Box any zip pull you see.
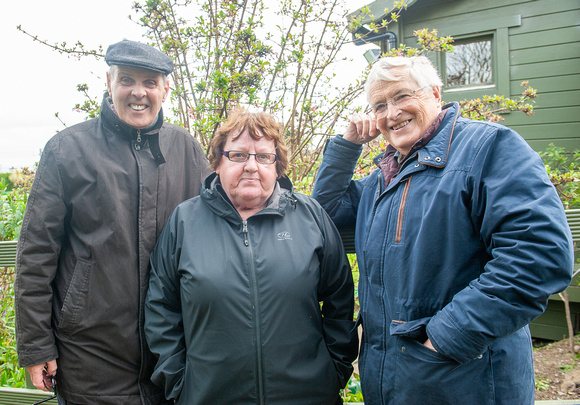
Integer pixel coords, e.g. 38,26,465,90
134,130,143,151
242,220,249,246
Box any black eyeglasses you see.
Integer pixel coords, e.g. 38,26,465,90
221,150,277,165
32,369,56,404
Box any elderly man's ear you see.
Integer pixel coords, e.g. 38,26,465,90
162,79,170,103
430,85,442,104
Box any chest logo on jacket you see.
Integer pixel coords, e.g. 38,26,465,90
277,231,292,241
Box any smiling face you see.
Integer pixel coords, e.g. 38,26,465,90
106,65,170,129
216,128,278,218
370,67,442,156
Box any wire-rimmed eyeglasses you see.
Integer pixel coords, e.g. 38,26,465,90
371,86,430,117
221,150,277,165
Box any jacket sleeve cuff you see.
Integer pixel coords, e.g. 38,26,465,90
328,135,364,155
17,346,59,368
426,311,487,364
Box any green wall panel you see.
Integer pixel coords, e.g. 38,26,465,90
510,26,580,50
510,42,580,65
529,90,580,109
511,59,580,80
508,122,580,140
510,75,580,93
503,106,580,126
511,8,580,35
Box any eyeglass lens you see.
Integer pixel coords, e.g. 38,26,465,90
223,151,277,164
374,87,426,116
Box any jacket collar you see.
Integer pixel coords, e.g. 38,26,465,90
201,173,295,222
416,102,460,168
100,92,167,165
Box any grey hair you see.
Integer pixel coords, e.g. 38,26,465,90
364,56,443,103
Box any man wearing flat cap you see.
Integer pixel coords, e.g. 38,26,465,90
15,39,210,404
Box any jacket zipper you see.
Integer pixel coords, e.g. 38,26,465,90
374,156,416,244
134,129,142,151
243,220,265,404
395,176,412,243
242,221,250,246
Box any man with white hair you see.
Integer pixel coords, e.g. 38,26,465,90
15,39,210,404
313,55,573,404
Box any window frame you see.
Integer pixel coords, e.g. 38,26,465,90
422,14,521,103
443,33,495,91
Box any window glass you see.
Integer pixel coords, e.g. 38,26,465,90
446,38,493,87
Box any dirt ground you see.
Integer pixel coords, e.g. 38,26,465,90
534,334,580,400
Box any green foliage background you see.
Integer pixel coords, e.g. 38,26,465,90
540,144,580,210
0,277,25,388
0,173,31,388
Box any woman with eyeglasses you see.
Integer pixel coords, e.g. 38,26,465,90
144,108,358,404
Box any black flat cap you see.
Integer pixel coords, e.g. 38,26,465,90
105,40,174,75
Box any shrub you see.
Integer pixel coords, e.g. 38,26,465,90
540,144,580,209
0,167,34,387
0,269,25,387
0,167,34,242
0,186,27,242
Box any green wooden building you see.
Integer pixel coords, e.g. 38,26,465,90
349,0,580,152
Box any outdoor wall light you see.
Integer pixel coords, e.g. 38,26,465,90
353,29,397,64
364,49,382,63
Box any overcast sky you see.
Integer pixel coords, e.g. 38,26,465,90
1,0,371,173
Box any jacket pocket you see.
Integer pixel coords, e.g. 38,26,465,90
394,336,493,404
390,316,429,343
58,259,92,336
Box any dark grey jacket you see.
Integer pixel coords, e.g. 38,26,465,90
15,93,210,404
145,174,358,404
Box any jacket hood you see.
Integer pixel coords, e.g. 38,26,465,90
201,173,296,223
